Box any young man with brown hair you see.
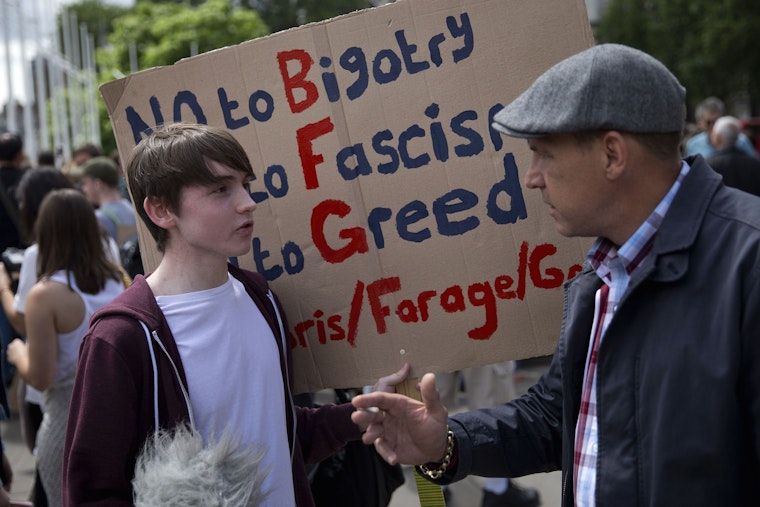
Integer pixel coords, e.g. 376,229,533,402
63,123,407,506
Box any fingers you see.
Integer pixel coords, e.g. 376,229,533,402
352,391,390,411
351,403,384,427
351,409,390,448
372,437,399,466
373,362,410,393
361,431,378,445
7,338,23,349
361,420,386,443
6,339,24,365
419,372,442,409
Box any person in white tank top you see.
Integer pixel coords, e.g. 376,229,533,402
7,189,125,507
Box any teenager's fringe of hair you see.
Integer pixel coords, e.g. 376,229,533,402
133,425,270,506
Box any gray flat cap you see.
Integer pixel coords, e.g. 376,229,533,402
493,44,686,138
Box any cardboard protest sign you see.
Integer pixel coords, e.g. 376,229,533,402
101,0,595,393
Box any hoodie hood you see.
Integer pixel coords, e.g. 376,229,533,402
90,273,165,330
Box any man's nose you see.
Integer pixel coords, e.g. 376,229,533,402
524,164,542,189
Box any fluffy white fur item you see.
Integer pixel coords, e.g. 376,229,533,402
132,425,269,506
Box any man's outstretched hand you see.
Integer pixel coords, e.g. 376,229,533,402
351,372,449,466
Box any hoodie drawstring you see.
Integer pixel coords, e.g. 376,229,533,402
139,320,161,442
139,320,196,442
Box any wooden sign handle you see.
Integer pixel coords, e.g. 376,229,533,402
395,376,419,399
395,376,448,507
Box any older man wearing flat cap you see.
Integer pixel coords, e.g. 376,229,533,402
351,44,760,507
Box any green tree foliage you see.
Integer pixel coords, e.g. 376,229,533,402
302,0,376,25
249,0,375,33
94,0,269,153
101,0,269,75
64,0,378,153
144,0,206,6
596,0,760,117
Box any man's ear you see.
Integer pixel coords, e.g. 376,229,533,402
602,131,627,181
143,196,174,230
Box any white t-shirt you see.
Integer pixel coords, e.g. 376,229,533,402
156,275,295,506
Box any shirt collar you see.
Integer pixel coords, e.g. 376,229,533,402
588,160,691,278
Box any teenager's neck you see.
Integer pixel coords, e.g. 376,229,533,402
147,252,230,296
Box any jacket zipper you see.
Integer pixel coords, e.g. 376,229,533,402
562,470,569,506
267,291,297,462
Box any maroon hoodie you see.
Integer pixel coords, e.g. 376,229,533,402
63,263,360,506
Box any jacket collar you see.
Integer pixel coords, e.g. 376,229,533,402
654,156,720,254
639,155,720,283
567,156,721,289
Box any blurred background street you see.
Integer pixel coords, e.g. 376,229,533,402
0,356,559,506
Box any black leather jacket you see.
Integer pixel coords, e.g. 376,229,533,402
445,156,760,506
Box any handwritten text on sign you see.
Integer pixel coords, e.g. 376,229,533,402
104,0,594,389
292,240,583,348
